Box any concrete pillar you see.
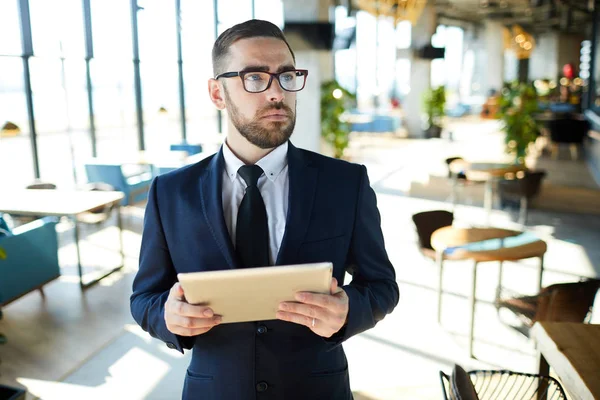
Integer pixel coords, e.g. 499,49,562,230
404,5,436,138
282,0,334,153
529,33,559,81
483,21,504,94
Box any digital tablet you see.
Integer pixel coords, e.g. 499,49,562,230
177,262,333,323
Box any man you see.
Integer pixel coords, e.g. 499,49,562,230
130,19,398,400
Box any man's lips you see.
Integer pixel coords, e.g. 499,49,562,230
261,112,290,120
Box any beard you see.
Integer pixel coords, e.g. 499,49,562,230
223,86,296,149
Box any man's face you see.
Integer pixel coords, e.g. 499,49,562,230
220,37,297,149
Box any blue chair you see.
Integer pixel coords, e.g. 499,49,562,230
0,217,60,308
85,163,153,206
170,141,203,155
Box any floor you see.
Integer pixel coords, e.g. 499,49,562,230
1,119,600,399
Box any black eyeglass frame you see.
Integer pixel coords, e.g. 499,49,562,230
214,69,309,93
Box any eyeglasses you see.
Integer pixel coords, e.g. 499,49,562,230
215,69,308,93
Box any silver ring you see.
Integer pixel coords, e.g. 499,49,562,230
312,318,315,327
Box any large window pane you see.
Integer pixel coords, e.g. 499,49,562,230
30,58,91,187
30,0,85,57
91,0,133,59
91,59,138,159
0,57,34,188
254,0,283,28
0,0,22,56
138,0,181,152
181,0,219,146
218,0,252,35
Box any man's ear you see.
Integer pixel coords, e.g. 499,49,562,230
208,79,226,110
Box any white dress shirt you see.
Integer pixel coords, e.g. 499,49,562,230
221,140,289,265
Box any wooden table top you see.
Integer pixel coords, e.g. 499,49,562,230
449,161,526,179
0,190,125,216
532,322,600,400
431,227,547,262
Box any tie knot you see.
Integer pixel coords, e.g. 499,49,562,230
238,165,264,187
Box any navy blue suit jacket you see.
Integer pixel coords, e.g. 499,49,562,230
131,142,399,400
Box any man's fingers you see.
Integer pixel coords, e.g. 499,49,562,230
169,314,222,330
294,291,347,311
278,301,328,321
171,282,185,301
168,325,215,337
171,300,215,318
330,277,337,294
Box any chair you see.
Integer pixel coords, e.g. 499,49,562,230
412,210,454,260
440,367,567,399
85,162,152,206
445,157,484,207
445,157,467,180
0,384,26,400
170,141,203,155
498,170,546,225
0,217,60,308
76,182,117,224
496,278,600,337
548,116,588,160
25,180,57,190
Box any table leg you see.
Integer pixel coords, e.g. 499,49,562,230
451,176,458,211
484,180,493,225
437,251,444,324
79,205,125,290
73,217,85,290
539,256,544,292
537,353,550,400
469,261,479,359
496,261,504,304
117,206,125,264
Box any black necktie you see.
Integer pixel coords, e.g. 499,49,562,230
236,165,270,268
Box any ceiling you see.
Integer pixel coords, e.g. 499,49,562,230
349,0,595,35
435,0,593,34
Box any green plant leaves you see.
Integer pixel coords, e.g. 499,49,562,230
321,80,356,159
423,86,446,128
498,81,540,164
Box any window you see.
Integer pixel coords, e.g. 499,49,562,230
0,57,34,188
0,0,22,56
181,0,219,146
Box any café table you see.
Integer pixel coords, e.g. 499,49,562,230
531,322,600,400
0,190,125,289
432,226,547,358
449,161,525,225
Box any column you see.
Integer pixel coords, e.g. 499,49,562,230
404,5,436,138
282,0,334,153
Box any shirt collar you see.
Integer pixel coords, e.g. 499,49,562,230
222,140,288,183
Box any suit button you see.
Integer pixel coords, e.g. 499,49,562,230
257,325,267,334
256,382,268,392
166,342,176,349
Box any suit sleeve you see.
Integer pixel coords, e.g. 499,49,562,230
130,176,194,353
330,164,399,344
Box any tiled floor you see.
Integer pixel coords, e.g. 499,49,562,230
1,119,599,399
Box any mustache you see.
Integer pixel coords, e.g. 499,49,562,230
259,102,293,116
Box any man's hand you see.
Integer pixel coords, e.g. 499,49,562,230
164,282,222,336
276,278,349,338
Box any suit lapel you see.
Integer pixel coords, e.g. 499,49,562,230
199,149,238,269
276,142,318,265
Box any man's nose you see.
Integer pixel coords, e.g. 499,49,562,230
265,77,285,102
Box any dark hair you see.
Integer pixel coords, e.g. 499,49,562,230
212,19,295,76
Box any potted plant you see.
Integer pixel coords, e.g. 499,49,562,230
321,80,356,159
497,81,540,165
496,81,545,220
422,86,446,138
